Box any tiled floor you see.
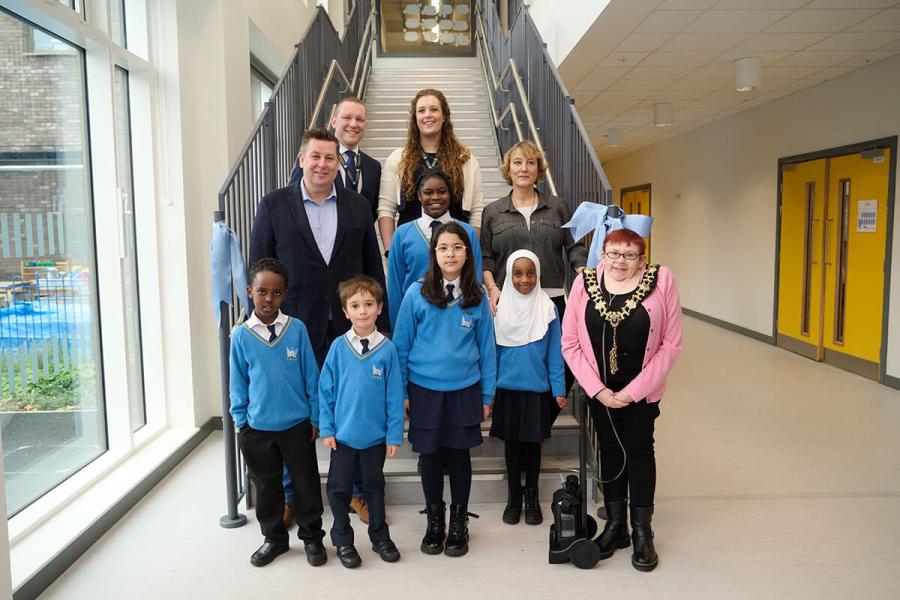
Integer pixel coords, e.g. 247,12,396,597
40,317,900,599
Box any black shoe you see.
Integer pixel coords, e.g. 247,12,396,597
595,499,630,560
250,541,289,567
335,544,361,569
630,505,659,572
420,502,446,555
372,539,401,562
304,540,328,567
502,485,523,524
524,487,543,525
445,504,478,557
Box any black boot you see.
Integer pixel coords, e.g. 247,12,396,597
594,499,630,559
502,485,523,524
420,502,446,555
630,505,658,571
523,487,543,525
445,504,476,556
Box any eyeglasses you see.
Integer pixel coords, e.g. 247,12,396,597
436,244,467,255
604,250,642,262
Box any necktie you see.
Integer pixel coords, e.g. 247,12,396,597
360,338,370,354
429,220,441,239
267,324,277,342
445,283,455,302
344,150,358,189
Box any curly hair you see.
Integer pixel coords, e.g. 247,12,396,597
249,257,289,286
399,89,471,204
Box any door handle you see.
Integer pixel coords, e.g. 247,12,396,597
824,218,833,267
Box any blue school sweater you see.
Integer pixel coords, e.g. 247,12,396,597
318,336,405,449
229,317,320,431
496,311,565,397
393,282,497,405
386,219,483,329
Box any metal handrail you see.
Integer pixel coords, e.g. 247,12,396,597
214,0,375,529
474,15,554,194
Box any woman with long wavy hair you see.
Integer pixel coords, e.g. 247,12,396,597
377,88,484,253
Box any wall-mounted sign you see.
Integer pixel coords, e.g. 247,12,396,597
857,199,877,233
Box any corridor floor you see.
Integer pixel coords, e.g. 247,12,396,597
40,316,900,599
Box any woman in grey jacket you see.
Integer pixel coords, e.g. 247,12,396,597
480,140,586,318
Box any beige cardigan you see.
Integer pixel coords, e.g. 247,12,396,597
376,147,485,228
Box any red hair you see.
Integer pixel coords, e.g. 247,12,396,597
603,228,646,256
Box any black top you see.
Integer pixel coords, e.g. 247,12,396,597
585,274,651,392
397,153,469,226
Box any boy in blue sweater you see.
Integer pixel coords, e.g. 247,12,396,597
319,276,405,568
230,258,327,568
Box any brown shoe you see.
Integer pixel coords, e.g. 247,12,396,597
349,496,369,524
282,503,295,528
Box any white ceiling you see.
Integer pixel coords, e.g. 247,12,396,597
557,0,900,161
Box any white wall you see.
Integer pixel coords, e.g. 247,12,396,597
168,0,318,425
602,53,900,379
525,0,611,66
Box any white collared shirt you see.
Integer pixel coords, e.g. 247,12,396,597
345,327,384,354
441,276,462,300
417,210,453,239
246,310,289,341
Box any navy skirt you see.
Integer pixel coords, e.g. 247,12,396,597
489,388,560,443
407,381,484,454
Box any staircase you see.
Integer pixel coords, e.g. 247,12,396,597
312,59,581,504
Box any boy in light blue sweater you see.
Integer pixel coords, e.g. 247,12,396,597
230,258,327,568
319,276,404,568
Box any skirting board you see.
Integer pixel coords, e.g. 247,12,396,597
14,419,218,600
681,307,775,345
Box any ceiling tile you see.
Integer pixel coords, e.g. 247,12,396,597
641,51,720,66
627,65,696,79
715,50,793,64
849,8,900,32
712,0,808,8
658,0,719,9
582,65,632,82
611,78,671,92
840,49,900,67
616,33,675,53
576,80,617,93
648,88,714,101
764,65,828,79
735,32,833,51
776,51,862,66
684,9,793,33
664,78,729,93
766,9,881,33
813,66,856,79
661,31,752,51
597,51,650,67
690,62,737,77
805,32,900,52
636,10,704,33
804,0,897,8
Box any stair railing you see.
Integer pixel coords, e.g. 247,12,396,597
214,0,375,529
476,0,612,209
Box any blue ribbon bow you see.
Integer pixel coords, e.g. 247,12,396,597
210,220,250,326
563,203,653,268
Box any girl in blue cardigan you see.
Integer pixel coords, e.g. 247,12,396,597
489,250,566,527
386,168,483,329
393,221,496,558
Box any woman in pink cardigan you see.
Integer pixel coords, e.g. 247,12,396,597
561,227,682,572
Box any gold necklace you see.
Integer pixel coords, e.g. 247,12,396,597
584,265,658,374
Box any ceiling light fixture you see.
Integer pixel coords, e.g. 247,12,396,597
653,102,673,127
605,128,621,147
735,57,762,92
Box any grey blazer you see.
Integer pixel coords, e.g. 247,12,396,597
480,190,587,290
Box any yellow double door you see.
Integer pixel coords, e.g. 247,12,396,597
777,149,891,379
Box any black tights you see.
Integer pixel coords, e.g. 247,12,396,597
420,447,472,507
503,441,541,489
591,399,660,507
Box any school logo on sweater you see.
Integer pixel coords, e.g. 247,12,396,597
285,347,298,361
371,364,383,379
459,316,472,331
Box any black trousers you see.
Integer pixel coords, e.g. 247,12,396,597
239,420,325,544
326,442,390,546
590,399,660,507
551,295,575,395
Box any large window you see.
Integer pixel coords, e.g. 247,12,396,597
0,10,107,516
